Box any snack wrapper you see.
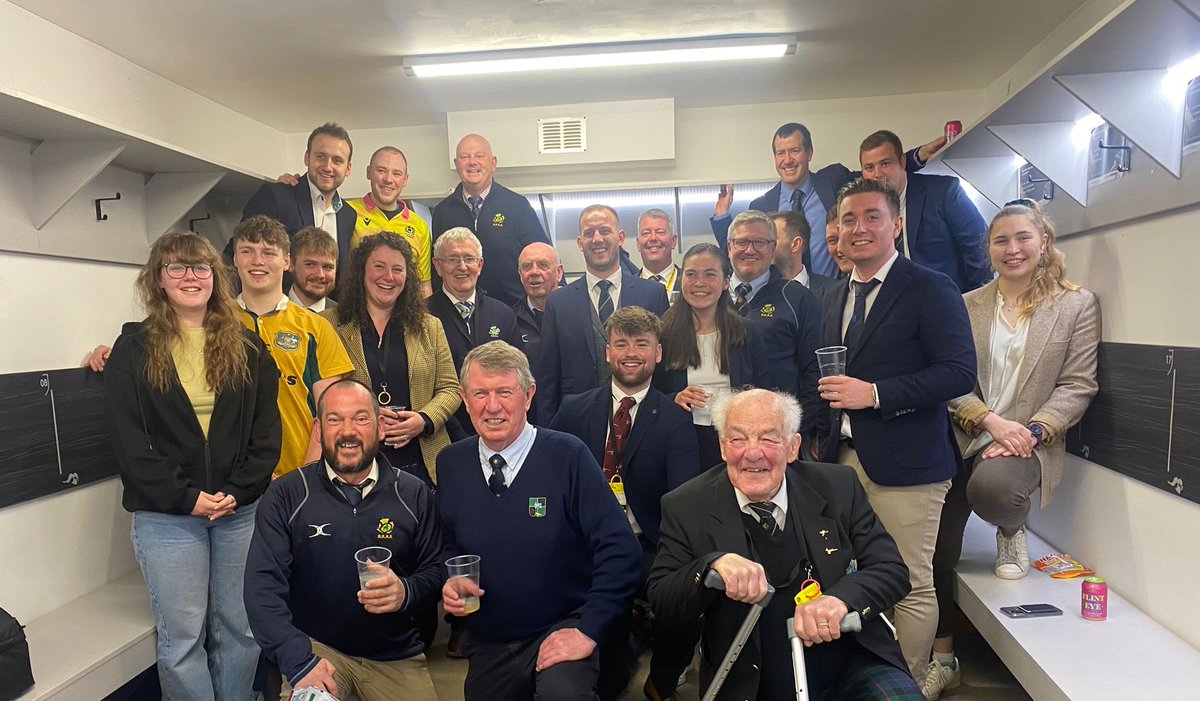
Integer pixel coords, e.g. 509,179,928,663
1032,553,1094,579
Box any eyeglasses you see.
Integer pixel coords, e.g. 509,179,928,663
162,263,213,279
1004,198,1039,208
438,256,481,267
729,238,774,252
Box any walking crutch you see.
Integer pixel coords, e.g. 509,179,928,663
785,613,862,701
700,570,774,701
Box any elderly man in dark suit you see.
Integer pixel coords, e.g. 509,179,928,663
709,122,941,277
426,227,519,436
231,123,357,295
535,205,669,423
859,130,990,292
648,388,919,701
549,306,701,701
816,178,976,687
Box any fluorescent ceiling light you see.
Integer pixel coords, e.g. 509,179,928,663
404,35,795,78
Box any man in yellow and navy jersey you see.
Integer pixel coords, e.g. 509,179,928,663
347,146,433,297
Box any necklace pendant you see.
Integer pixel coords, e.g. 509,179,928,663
377,385,392,406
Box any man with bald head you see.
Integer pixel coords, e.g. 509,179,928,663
347,146,433,297
513,242,563,369
432,134,551,306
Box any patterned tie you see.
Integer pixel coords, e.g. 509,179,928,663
733,283,753,313
455,300,474,333
790,189,803,212
469,195,483,226
488,453,507,496
596,279,615,324
747,501,779,535
843,279,881,353
603,396,636,480
336,478,374,507
650,274,664,284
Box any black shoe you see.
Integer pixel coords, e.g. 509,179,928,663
446,629,466,658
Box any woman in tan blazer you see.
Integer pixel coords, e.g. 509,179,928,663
322,232,460,488
925,200,1100,699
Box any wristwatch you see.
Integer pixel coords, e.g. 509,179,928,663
1026,422,1044,447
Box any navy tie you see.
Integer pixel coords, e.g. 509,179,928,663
733,283,753,313
455,300,474,334
844,279,881,353
488,453,507,496
469,195,483,226
336,478,373,507
790,189,803,212
596,279,615,324
747,501,779,535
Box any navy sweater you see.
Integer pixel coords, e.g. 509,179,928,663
436,429,641,645
431,181,549,306
244,459,442,686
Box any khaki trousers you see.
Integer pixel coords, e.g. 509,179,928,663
280,639,437,701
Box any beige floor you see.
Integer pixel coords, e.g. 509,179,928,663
425,605,1030,701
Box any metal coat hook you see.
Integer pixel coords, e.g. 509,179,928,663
1096,139,1131,172
95,192,121,221
188,213,211,232
1021,174,1055,202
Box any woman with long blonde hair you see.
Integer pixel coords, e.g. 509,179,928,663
925,200,1100,698
105,231,281,700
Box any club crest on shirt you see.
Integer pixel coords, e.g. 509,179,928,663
489,325,501,338
376,518,394,539
492,213,506,227
405,225,415,235
529,497,547,518
274,331,301,351
759,304,776,318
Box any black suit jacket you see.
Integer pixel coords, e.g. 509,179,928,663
548,386,701,544
535,273,670,423
816,256,976,486
427,291,519,434
233,175,357,296
647,463,910,700
804,271,840,309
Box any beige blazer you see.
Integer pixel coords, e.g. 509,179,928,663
947,280,1100,506
321,310,461,484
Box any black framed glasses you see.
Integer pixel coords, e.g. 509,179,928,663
162,263,214,279
729,238,774,252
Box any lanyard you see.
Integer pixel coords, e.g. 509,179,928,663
373,322,394,406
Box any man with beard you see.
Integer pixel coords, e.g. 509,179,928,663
535,204,669,423
245,380,441,701
549,306,701,701
288,226,339,312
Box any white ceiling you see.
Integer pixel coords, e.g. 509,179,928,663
12,0,1087,132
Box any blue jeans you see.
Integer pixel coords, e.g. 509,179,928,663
132,503,259,701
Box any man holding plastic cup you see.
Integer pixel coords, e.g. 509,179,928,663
245,380,441,701
438,342,642,701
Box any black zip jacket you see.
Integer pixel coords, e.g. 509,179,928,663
105,320,281,514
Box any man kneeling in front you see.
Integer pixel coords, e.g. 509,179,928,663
647,388,922,700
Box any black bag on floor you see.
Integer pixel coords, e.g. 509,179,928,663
0,606,34,700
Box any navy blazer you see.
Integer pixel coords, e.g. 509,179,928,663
653,320,772,397
233,176,357,295
805,271,841,309
427,291,519,435
735,269,822,434
535,274,670,424
548,386,701,544
816,256,976,486
903,173,990,292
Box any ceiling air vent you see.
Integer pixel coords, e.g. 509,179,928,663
538,117,587,154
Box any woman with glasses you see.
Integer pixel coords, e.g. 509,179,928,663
321,231,460,490
923,200,1100,699
105,232,281,700
654,243,771,469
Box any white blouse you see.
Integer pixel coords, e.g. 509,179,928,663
687,332,733,427
966,292,1030,457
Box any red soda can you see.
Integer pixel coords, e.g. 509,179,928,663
1081,576,1107,621
944,120,963,143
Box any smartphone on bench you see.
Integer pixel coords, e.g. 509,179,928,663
1000,603,1063,618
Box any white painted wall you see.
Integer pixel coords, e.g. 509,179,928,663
1027,205,1200,649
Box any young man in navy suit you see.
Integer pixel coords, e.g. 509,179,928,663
816,178,976,687
859,130,989,292
426,227,519,436
535,205,669,423
549,306,702,701
233,123,357,295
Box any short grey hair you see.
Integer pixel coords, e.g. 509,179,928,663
711,388,802,437
460,341,534,391
727,210,776,243
638,208,674,234
434,227,483,259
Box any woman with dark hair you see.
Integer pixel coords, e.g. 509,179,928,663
654,243,771,469
924,200,1100,699
323,231,460,488
105,231,281,699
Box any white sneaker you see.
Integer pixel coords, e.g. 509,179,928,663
922,657,961,700
995,526,1030,580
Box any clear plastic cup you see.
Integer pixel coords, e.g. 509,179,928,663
816,345,848,377
355,546,392,591
446,554,481,614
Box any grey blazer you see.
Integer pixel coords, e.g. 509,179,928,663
947,280,1101,506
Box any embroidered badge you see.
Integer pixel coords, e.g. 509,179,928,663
489,325,501,338
492,213,506,227
529,497,547,518
405,225,415,235
376,518,394,539
759,304,776,318
274,331,301,351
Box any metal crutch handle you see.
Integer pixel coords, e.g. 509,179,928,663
701,569,775,701
785,613,863,701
